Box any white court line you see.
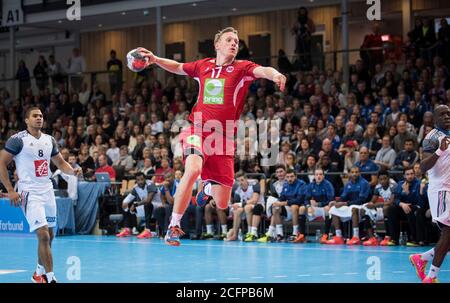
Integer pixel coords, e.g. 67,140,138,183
274,275,287,278
250,277,265,279
203,279,217,282
297,274,312,277
226,278,241,280
320,273,336,276
441,270,450,272
0,270,27,275
56,238,427,255
392,271,406,274
344,272,358,275
179,280,193,283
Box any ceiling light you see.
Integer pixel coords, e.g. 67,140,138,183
98,24,103,27
121,12,126,15
192,3,197,6
58,20,62,23
162,16,167,20
231,8,237,12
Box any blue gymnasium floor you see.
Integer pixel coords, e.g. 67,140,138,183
0,234,448,283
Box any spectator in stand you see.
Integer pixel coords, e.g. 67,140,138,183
95,154,116,181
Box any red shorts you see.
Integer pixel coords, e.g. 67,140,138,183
179,125,235,188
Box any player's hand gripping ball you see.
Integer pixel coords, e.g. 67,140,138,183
126,48,149,72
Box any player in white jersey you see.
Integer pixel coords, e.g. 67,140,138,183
409,105,450,283
0,107,82,283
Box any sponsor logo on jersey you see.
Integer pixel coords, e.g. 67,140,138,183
186,135,202,148
226,66,234,73
34,160,48,177
204,78,225,104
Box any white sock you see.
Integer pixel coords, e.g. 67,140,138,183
203,182,212,196
268,225,275,237
421,248,435,261
276,224,284,236
293,225,299,236
221,225,227,234
250,226,258,236
353,227,359,238
169,213,183,228
336,229,342,237
206,224,214,234
36,264,45,276
45,272,56,282
428,265,440,279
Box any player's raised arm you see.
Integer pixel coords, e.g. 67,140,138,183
138,47,187,76
0,150,20,206
252,66,286,92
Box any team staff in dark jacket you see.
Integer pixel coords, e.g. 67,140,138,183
387,167,423,246
325,166,371,245
272,169,307,243
304,168,335,243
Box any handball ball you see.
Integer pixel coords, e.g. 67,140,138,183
126,48,149,72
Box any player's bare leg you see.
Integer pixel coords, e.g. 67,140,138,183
36,226,56,282
423,225,450,283
165,154,203,246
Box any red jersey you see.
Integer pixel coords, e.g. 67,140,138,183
182,58,260,134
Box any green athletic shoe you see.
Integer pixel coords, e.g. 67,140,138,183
257,234,272,243
200,232,214,240
406,241,420,247
244,234,257,242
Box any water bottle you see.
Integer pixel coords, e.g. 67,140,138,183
315,229,321,242
238,229,243,241
399,232,407,246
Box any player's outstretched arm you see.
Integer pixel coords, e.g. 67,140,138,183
137,47,187,76
0,150,20,206
52,153,82,177
253,66,286,92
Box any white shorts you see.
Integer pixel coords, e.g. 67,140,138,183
361,204,384,222
329,205,363,222
266,196,291,220
307,206,327,221
20,188,56,232
428,190,450,227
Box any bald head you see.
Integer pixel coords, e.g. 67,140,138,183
434,105,450,130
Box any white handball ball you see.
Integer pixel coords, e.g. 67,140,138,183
126,48,149,72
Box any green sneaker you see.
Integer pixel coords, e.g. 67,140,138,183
215,233,227,240
200,232,214,240
406,241,419,247
257,234,271,243
244,234,257,242
387,240,398,246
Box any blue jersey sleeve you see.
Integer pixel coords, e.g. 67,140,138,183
51,136,59,157
4,136,23,155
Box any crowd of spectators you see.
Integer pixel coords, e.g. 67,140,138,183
0,17,449,244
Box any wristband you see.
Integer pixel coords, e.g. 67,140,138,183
435,148,444,156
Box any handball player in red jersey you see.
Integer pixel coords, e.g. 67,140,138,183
137,27,286,246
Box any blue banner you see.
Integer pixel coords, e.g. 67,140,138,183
0,198,29,233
